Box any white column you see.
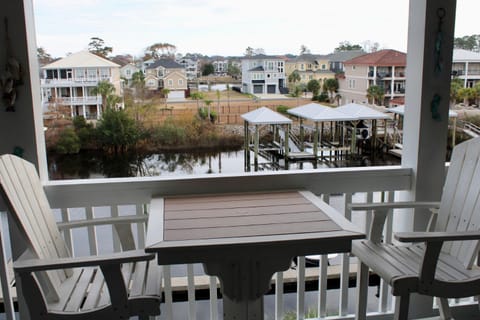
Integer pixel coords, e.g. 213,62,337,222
464,61,469,87
0,0,47,180
400,0,456,317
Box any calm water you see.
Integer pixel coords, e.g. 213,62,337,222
48,150,400,180
47,149,400,180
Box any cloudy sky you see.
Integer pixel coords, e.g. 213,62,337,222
32,0,480,58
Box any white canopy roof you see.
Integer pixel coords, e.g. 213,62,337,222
335,103,390,120
241,107,292,125
388,105,458,118
287,103,357,122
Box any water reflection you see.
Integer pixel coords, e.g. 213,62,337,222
48,150,241,180
48,149,400,180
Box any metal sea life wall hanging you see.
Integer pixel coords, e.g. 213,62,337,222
1,18,23,112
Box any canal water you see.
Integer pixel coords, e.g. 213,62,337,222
47,149,400,180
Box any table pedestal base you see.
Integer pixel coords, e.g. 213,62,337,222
223,296,263,320
203,256,292,320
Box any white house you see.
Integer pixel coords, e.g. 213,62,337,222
241,55,287,95
40,51,121,120
452,49,480,88
120,63,140,86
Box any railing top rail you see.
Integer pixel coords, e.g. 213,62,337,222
44,166,411,207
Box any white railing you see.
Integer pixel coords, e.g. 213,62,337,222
40,77,113,86
1,166,479,319
55,96,102,105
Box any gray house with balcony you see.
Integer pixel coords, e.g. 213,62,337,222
241,55,287,95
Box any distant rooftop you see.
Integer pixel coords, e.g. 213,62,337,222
42,51,120,69
327,50,366,62
453,49,480,62
242,54,287,60
344,49,406,67
147,59,184,69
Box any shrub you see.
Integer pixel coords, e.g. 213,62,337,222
96,108,141,153
276,105,289,115
56,127,81,154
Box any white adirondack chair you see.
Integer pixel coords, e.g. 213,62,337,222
0,154,162,319
353,137,480,320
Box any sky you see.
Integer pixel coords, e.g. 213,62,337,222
32,0,480,59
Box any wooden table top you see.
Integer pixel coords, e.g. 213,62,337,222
146,190,364,264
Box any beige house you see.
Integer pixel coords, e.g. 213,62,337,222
285,54,335,89
145,59,188,99
338,49,406,106
40,51,121,120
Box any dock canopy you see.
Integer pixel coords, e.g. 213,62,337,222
388,105,458,118
335,103,390,120
241,106,292,125
287,103,356,122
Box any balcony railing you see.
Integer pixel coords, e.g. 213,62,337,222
55,96,102,105
40,77,113,86
1,166,478,319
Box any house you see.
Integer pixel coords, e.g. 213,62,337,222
285,54,336,88
327,50,366,73
241,54,287,94
144,59,188,99
120,63,141,86
40,51,121,120
211,56,229,76
338,49,407,106
452,49,480,88
176,57,199,80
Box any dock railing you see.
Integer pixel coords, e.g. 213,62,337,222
1,166,478,319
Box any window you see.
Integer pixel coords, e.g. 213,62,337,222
168,79,173,86
348,79,356,89
87,68,97,80
178,79,184,86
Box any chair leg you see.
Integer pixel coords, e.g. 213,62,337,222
394,294,410,320
356,261,369,320
437,298,453,320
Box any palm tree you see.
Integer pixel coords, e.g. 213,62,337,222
191,92,205,110
450,78,463,108
216,90,221,123
366,85,384,105
93,80,116,112
458,87,476,106
323,78,339,101
204,99,213,121
288,71,301,91
161,88,171,109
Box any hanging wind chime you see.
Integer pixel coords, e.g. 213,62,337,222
1,17,22,112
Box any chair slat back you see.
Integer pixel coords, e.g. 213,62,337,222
0,154,72,300
437,138,480,268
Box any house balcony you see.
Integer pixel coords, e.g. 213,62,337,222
55,96,102,105
40,77,113,87
0,167,478,319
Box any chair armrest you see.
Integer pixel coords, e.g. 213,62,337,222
57,215,148,231
350,201,440,242
395,230,480,243
13,250,154,273
348,201,440,211
394,230,480,287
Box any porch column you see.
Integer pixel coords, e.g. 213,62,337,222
400,0,456,317
0,0,47,179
